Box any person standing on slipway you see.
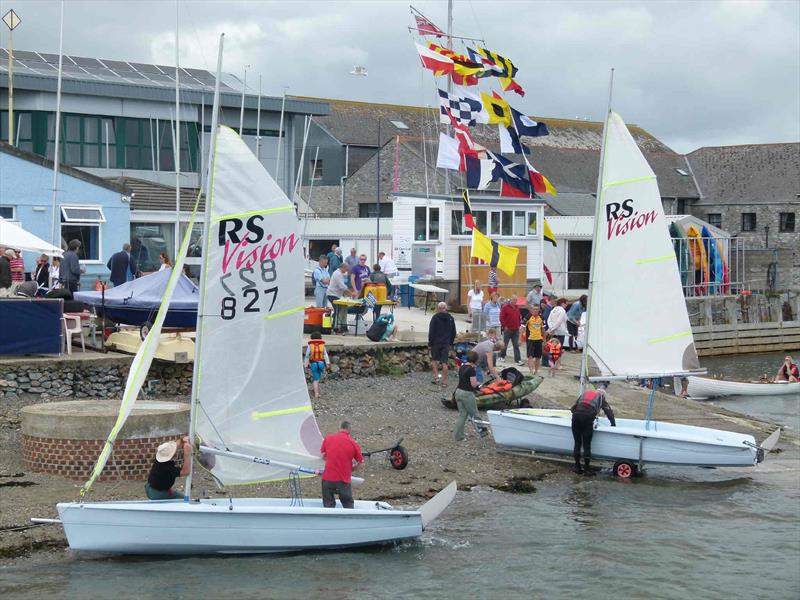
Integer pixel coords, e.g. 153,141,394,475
320,421,363,509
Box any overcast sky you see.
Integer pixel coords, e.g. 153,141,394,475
1,0,798,153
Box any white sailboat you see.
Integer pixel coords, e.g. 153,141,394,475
42,35,455,555
488,80,779,475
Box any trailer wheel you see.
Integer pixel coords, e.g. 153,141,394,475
613,460,636,479
140,321,152,341
389,445,409,470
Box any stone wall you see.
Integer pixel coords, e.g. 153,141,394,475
0,343,435,401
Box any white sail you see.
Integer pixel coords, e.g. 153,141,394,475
585,111,700,378
82,198,201,495
195,126,323,486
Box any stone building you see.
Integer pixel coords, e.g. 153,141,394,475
686,143,800,289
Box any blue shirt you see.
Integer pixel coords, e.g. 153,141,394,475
567,300,583,323
313,266,330,291
483,301,501,327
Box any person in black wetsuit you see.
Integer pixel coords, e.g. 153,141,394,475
145,436,191,499
570,383,616,474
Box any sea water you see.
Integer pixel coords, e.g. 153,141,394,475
2,353,798,600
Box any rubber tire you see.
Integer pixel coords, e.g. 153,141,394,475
613,460,636,479
389,445,409,470
140,321,152,341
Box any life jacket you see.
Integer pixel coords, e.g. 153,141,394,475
546,340,562,361
780,362,799,379
478,378,513,395
574,390,604,417
308,339,326,363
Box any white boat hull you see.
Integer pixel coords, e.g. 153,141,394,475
685,376,800,399
487,410,759,467
57,497,424,555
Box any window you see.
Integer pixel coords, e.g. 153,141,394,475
513,211,527,237
130,223,176,272
451,209,471,236
180,222,204,259
490,211,501,235
527,212,538,236
501,210,513,236
741,213,757,232
779,212,796,233
309,158,323,180
358,203,393,218
61,209,103,263
0,205,15,220
390,120,409,130
414,206,440,241
61,206,105,223
474,210,487,232
706,213,722,228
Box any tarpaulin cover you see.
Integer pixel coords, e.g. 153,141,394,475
0,298,62,355
74,269,198,310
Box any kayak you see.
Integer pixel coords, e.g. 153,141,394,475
442,375,544,410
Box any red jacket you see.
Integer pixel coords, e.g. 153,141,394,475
500,303,521,330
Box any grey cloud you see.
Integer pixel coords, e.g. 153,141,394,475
1,0,797,153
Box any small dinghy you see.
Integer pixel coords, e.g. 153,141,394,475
681,376,800,400
39,48,455,555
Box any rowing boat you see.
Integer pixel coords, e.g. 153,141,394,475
682,376,800,400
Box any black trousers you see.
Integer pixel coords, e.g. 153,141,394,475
572,413,595,465
567,321,579,349
321,479,354,508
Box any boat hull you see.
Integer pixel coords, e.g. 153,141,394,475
57,497,423,555
98,306,197,328
487,410,758,467
685,376,800,399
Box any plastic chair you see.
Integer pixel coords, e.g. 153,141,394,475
62,314,85,355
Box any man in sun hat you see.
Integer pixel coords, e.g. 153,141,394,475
145,435,191,500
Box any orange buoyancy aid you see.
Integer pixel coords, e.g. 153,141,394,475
308,339,327,363
546,339,562,361
478,378,513,395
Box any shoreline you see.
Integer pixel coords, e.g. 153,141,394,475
0,351,794,566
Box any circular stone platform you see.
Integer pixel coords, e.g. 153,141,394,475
21,400,189,481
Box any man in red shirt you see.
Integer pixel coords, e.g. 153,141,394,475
319,421,363,508
499,294,523,365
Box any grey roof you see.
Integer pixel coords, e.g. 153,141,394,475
107,177,204,212
686,143,800,206
0,141,126,194
545,192,596,216
303,97,700,200
0,48,329,116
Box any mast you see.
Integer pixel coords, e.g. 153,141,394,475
578,68,614,396
49,0,65,247
185,33,224,502
174,0,181,263
444,0,453,196
275,89,286,191
255,74,262,160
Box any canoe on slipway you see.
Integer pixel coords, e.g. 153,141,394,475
42,37,455,556
682,376,800,400
441,375,543,410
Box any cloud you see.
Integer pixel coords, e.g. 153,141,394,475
1,0,797,153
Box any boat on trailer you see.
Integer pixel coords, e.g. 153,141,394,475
39,36,455,555
681,375,800,400
486,93,780,477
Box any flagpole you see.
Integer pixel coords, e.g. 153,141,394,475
579,67,615,396
376,119,381,253
50,0,65,247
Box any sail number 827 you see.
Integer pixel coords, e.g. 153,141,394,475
219,259,279,320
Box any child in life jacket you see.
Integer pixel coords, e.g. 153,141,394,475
304,332,331,399
544,333,562,377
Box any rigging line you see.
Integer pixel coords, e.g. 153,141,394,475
198,400,231,450
466,0,487,47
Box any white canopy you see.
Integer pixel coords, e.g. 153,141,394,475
0,218,63,257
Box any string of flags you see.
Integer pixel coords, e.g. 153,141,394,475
412,6,560,281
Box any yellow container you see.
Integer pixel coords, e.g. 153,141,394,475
363,283,387,302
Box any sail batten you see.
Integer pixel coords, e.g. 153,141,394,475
585,111,700,379
194,126,323,486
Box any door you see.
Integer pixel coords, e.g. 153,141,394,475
567,240,591,290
